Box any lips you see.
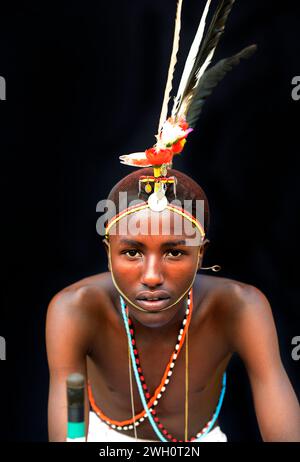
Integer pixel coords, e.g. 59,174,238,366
135,290,171,312
135,298,171,312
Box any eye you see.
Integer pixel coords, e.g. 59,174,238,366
166,249,184,258
123,249,141,258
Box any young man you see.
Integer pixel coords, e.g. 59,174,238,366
46,167,300,442
46,0,300,442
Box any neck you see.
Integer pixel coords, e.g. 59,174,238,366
124,295,188,341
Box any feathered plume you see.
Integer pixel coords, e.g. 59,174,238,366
186,44,257,128
119,0,256,169
157,0,184,134
171,0,236,119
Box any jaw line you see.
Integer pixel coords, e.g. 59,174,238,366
107,242,200,313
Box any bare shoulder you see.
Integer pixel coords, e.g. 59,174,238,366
200,274,273,348
202,273,270,314
46,272,115,361
46,272,114,337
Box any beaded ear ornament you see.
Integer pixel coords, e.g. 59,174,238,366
118,0,256,212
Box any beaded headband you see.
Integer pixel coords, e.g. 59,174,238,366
104,201,206,242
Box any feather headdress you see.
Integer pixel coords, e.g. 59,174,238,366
119,0,257,211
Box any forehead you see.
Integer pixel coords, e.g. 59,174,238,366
108,208,203,246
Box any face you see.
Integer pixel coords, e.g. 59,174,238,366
104,208,205,328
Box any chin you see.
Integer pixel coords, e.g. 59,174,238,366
129,307,176,329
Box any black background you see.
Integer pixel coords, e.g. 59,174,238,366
0,0,299,442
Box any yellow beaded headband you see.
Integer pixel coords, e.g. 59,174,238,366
104,201,206,242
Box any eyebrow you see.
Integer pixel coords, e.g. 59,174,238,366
118,238,188,248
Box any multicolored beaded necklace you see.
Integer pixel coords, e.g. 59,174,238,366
88,287,227,442
120,293,227,442
88,289,193,429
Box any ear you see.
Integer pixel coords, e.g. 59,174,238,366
197,238,210,270
102,238,111,272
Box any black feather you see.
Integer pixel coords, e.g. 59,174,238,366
175,0,236,116
186,44,257,128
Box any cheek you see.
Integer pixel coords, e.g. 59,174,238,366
110,257,140,285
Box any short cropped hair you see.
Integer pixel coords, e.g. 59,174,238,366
104,168,210,236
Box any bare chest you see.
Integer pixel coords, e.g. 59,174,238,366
87,313,231,440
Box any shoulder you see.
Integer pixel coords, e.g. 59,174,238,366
48,271,113,314
213,277,278,360
200,275,273,349
46,272,114,342
202,274,270,315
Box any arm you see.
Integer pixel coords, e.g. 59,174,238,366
46,290,91,442
228,285,300,442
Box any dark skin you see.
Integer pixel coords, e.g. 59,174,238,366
46,210,300,442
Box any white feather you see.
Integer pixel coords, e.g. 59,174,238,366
157,0,183,135
171,0,212,117
177,46,215,117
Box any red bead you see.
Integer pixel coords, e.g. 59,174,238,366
131,339,135,345
158,424,163,429
145,392,150,399
134,349,138,355
142,384,147,390
167,434,172,439
135,358,140,365
172,439,177,442
163,429,168,435
137,367,142,373
140,375,145,381
130,329,134,335
154,417,159,422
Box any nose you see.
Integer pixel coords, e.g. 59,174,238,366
140,254,164,288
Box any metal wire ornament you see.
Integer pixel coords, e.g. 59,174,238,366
127,342,138,439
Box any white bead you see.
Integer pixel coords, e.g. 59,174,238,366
128,425,133,430
186,309,189,314
183,319,187,325
180,329,183,335
123,426,128,430
117,426,122,430
154,400,158,406
135,422,140,426
170,362,175,368
165,378,169,384
140,418,145,422
161,386,166,392
157,393,162,399
111,424,116,429
175,344,179,350
178,334,182,341
167,370,172,377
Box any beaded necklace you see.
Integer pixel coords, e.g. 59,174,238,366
125,308,226,442
120,293,227,442
88,287,227,442
87,289,193,429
